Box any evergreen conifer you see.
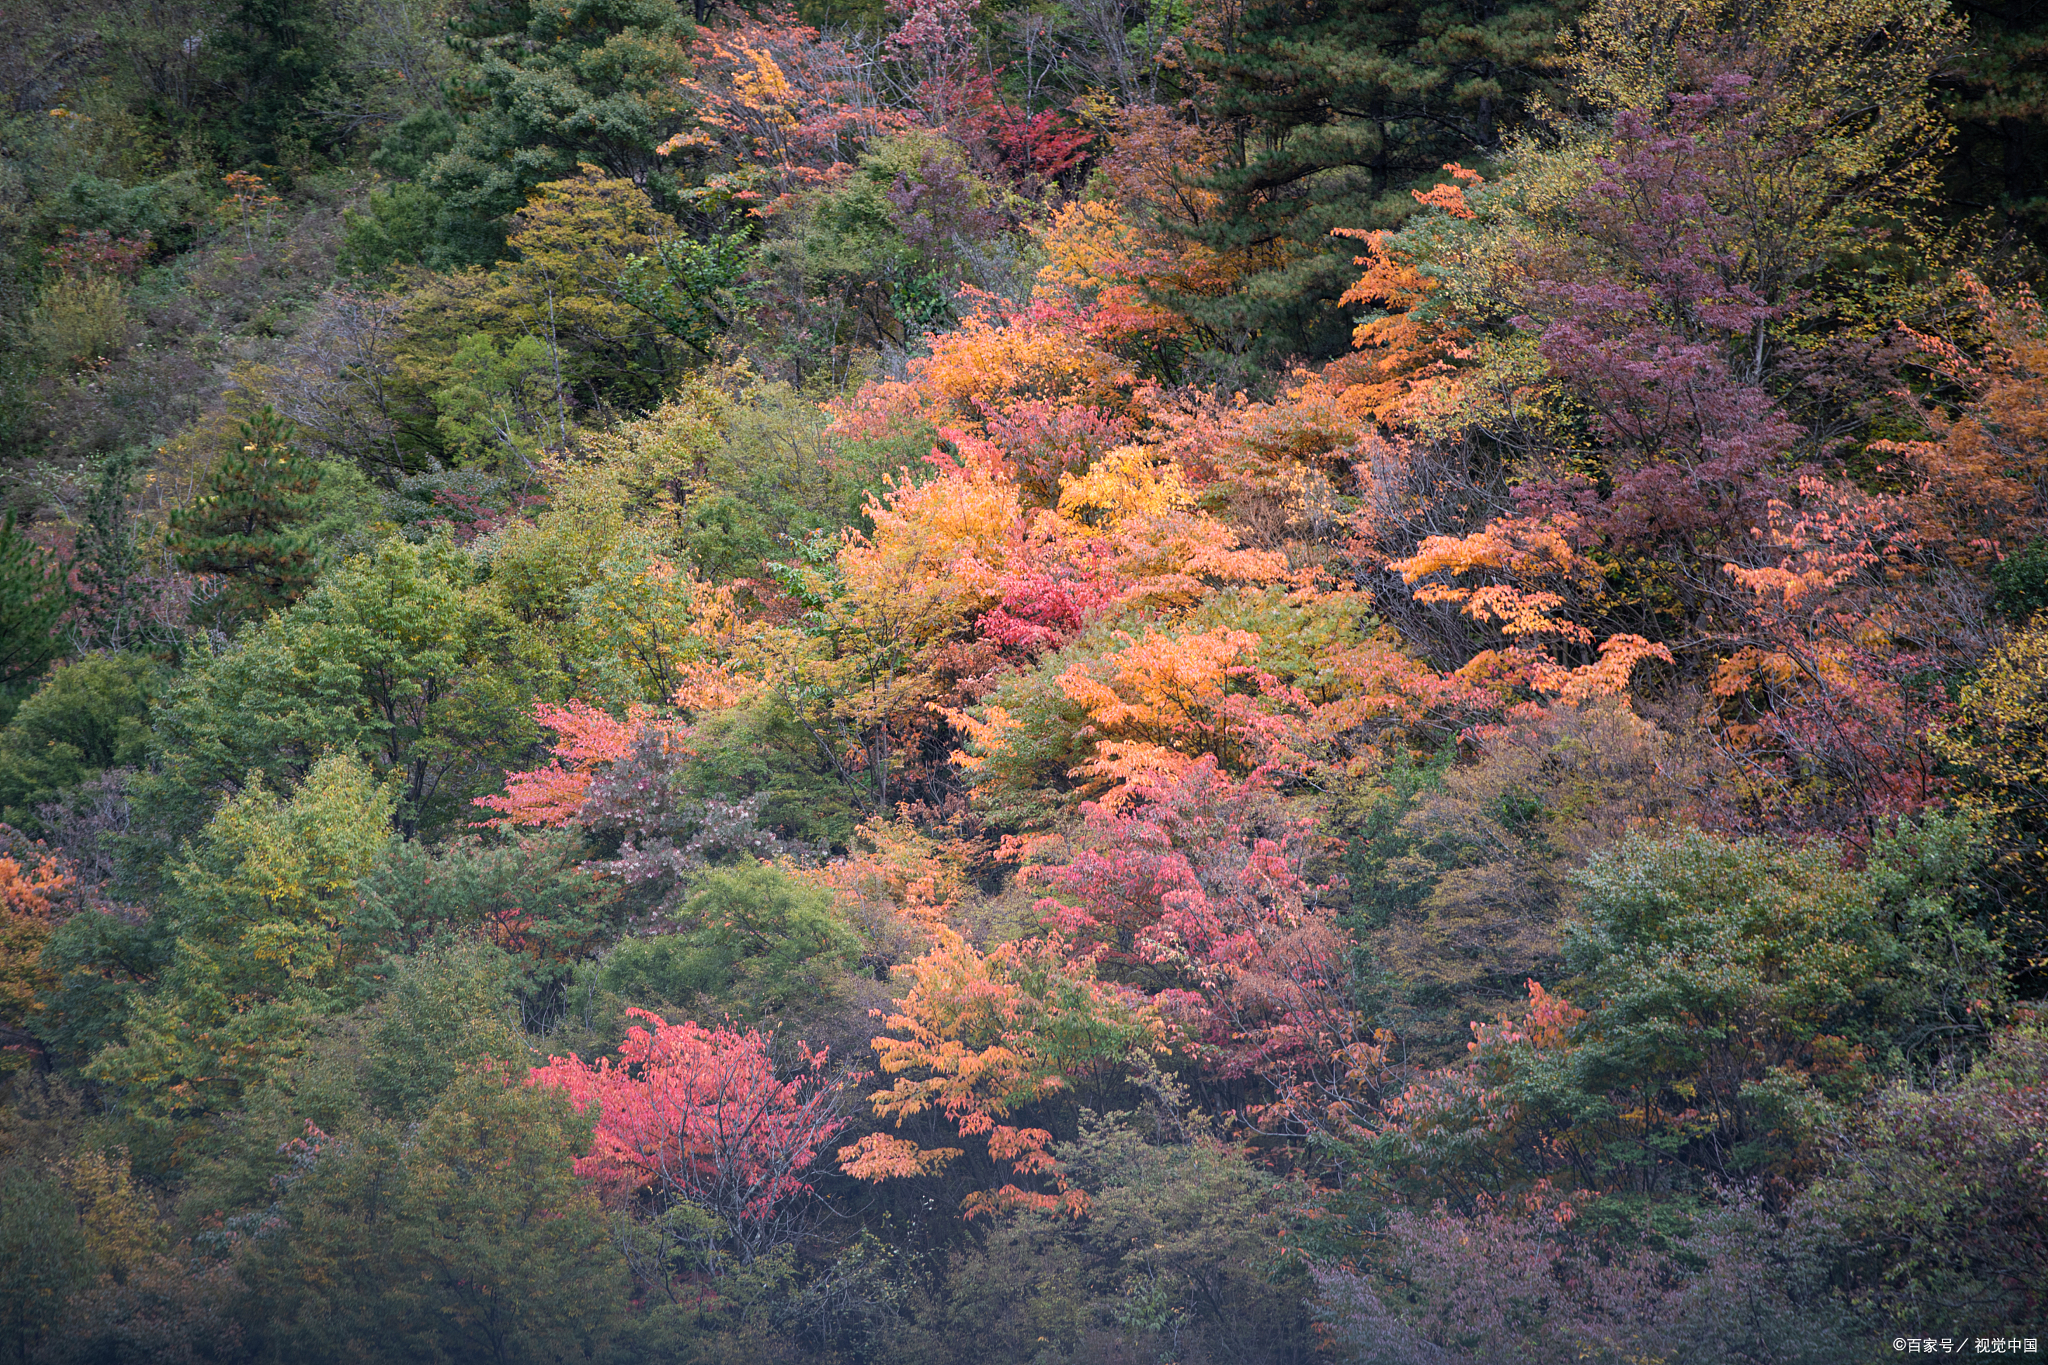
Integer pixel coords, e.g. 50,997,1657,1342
169,408,321,630
1173,0,1578,369
68,446,149,653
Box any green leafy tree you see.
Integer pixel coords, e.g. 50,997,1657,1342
1934,613,2048,982
36,908,167,1074
1462,818,2001,1196
340,111,463,278
133,537,543,863
898,1107,1316,1364
212,0,347,168
1938,0,2048,255
349,830,621,1021
768,131,1008,356
169,409,323,632
431,332,567,474
0,653,155,834
0,1164,91,1362
65,447,164,655
394,168,696,437
338,184,445,281
1808,1016,2048,1335
353,942,531,1125
239,1070,632,1363
174,940,531,1220
618,229,749,359
87,753,397,1153
594,862,862,1026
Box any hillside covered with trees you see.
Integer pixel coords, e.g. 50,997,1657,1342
0,0,2044,1359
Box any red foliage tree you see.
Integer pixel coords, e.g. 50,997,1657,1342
474,700,653,829
530,1009,858,1263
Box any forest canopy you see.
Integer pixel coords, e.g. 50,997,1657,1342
0,0,2043,1359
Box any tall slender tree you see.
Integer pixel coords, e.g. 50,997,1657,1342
68,446,151,654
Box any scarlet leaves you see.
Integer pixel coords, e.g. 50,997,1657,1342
474,700,651,829
530,1008,857,1261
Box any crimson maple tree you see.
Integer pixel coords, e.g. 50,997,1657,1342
530,1009,858,1263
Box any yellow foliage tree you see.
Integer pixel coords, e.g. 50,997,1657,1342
90,755,398,1139
1934,615,2048,974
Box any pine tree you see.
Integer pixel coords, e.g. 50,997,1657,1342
1172,0,1579,369
215,0,343,168
0,510,67,691
169,408,322,630
424,0,698,266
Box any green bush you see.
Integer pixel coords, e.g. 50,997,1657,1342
349,829,621,1019
0,652,156,834
596,862,862,1025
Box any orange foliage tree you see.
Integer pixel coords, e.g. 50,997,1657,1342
1880,276,2048,570
837,924,1163,1218
0,832,94,1063
665,7,910,211
1389,515,1674,707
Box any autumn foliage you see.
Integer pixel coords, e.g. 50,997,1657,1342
530,1008,856,1260
839,923,1161,1218
7,0,2044,1352
0,836,86,1057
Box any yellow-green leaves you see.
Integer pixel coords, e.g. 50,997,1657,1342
89,755,397,1149
171,752,395,941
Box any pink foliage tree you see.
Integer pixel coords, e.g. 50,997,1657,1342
1028,760,1370,1107
474,701,650,829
